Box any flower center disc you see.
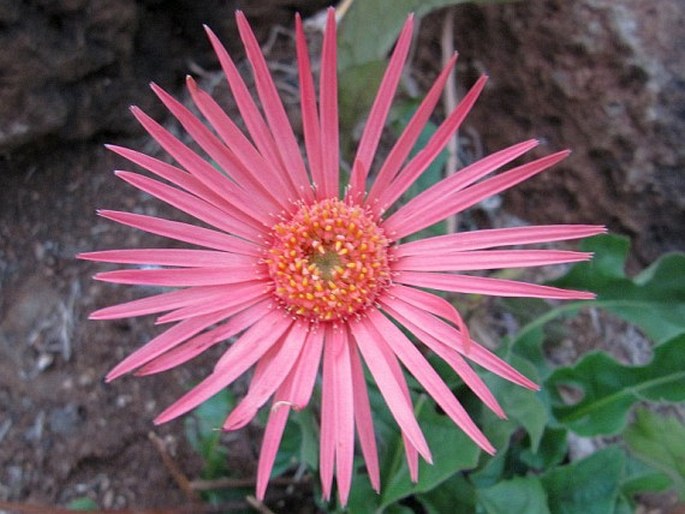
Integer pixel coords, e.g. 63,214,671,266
266,198,391,322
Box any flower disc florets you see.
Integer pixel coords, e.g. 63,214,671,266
266,198,392,322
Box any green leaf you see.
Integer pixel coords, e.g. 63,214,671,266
620,452,672,499
66,497,98,511
415,473,476,514
540,447,624,514
379,396,481,509
518,426,568,471
478,476,551,514
546,333,685,436
184,388,235,478
338,0,512,71
624,408,685,499
552,234,685,344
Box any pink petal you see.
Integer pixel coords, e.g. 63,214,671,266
347,15,414,201
328,326,355,506
295,14,324,199
289,327,325,409
114,170,262,241
256,400,291,500
155,283,269,324
185,76,298,208
154,311,293,424
350,316,432,462
106,307,236,381
318,8,340,199
397,224,608,256
204,27,290,187
89,284,251,320
349,343,380,492
383,139,538,238
97,210,262,256
319,326,336,501
381,298,505,418
377,76,488,211
150,82,286,214
78,248,255,268
223,320,308,430
235,11,313,203
395,270,595,300
94,265,264,287
387,284,469,341
129,106,270,226
365,309,495,454
395,249,592,272
386,150,570,240
106,144,237,214
366,53,458,210
381,297,537,390
136,299,272,376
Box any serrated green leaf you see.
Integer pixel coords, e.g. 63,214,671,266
478,476,551,514
541,447,624,514
379,397,481,509
546,334,685,436
552,234,685,344
624,408,685,499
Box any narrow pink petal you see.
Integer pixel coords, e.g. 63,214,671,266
155,283,268,324
395,270,595,300
78,248,255,268
129,106,271,226
137,299,272,376
295,14,324,199
106,308,235,381
154,312,293,424
362,318,422,480
395,249,592,272
319,8,340,199
381,297,537,390
114,171,262,241
95,265,264,287
106,144,241,214
185,76,297,210
365,309,495,454
235,12,313,203
89,284,251,320
256,401,291,501
289,327,324,408
397,224,609,256
381,298,505,418
347,15,414,201
387,284,469,340
97,210,262,256
150,82,286,214
203,27,296,197
377,76,488,211
349,343,380,492
366,53,458,210
383,139,539,238
319,326,336,501
223,320,307,430
350,316,432,462
329,326,355,506
386,150,571,240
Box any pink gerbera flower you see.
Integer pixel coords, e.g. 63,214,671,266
80,8,603,505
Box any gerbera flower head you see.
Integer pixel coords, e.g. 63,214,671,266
80,8,604,505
